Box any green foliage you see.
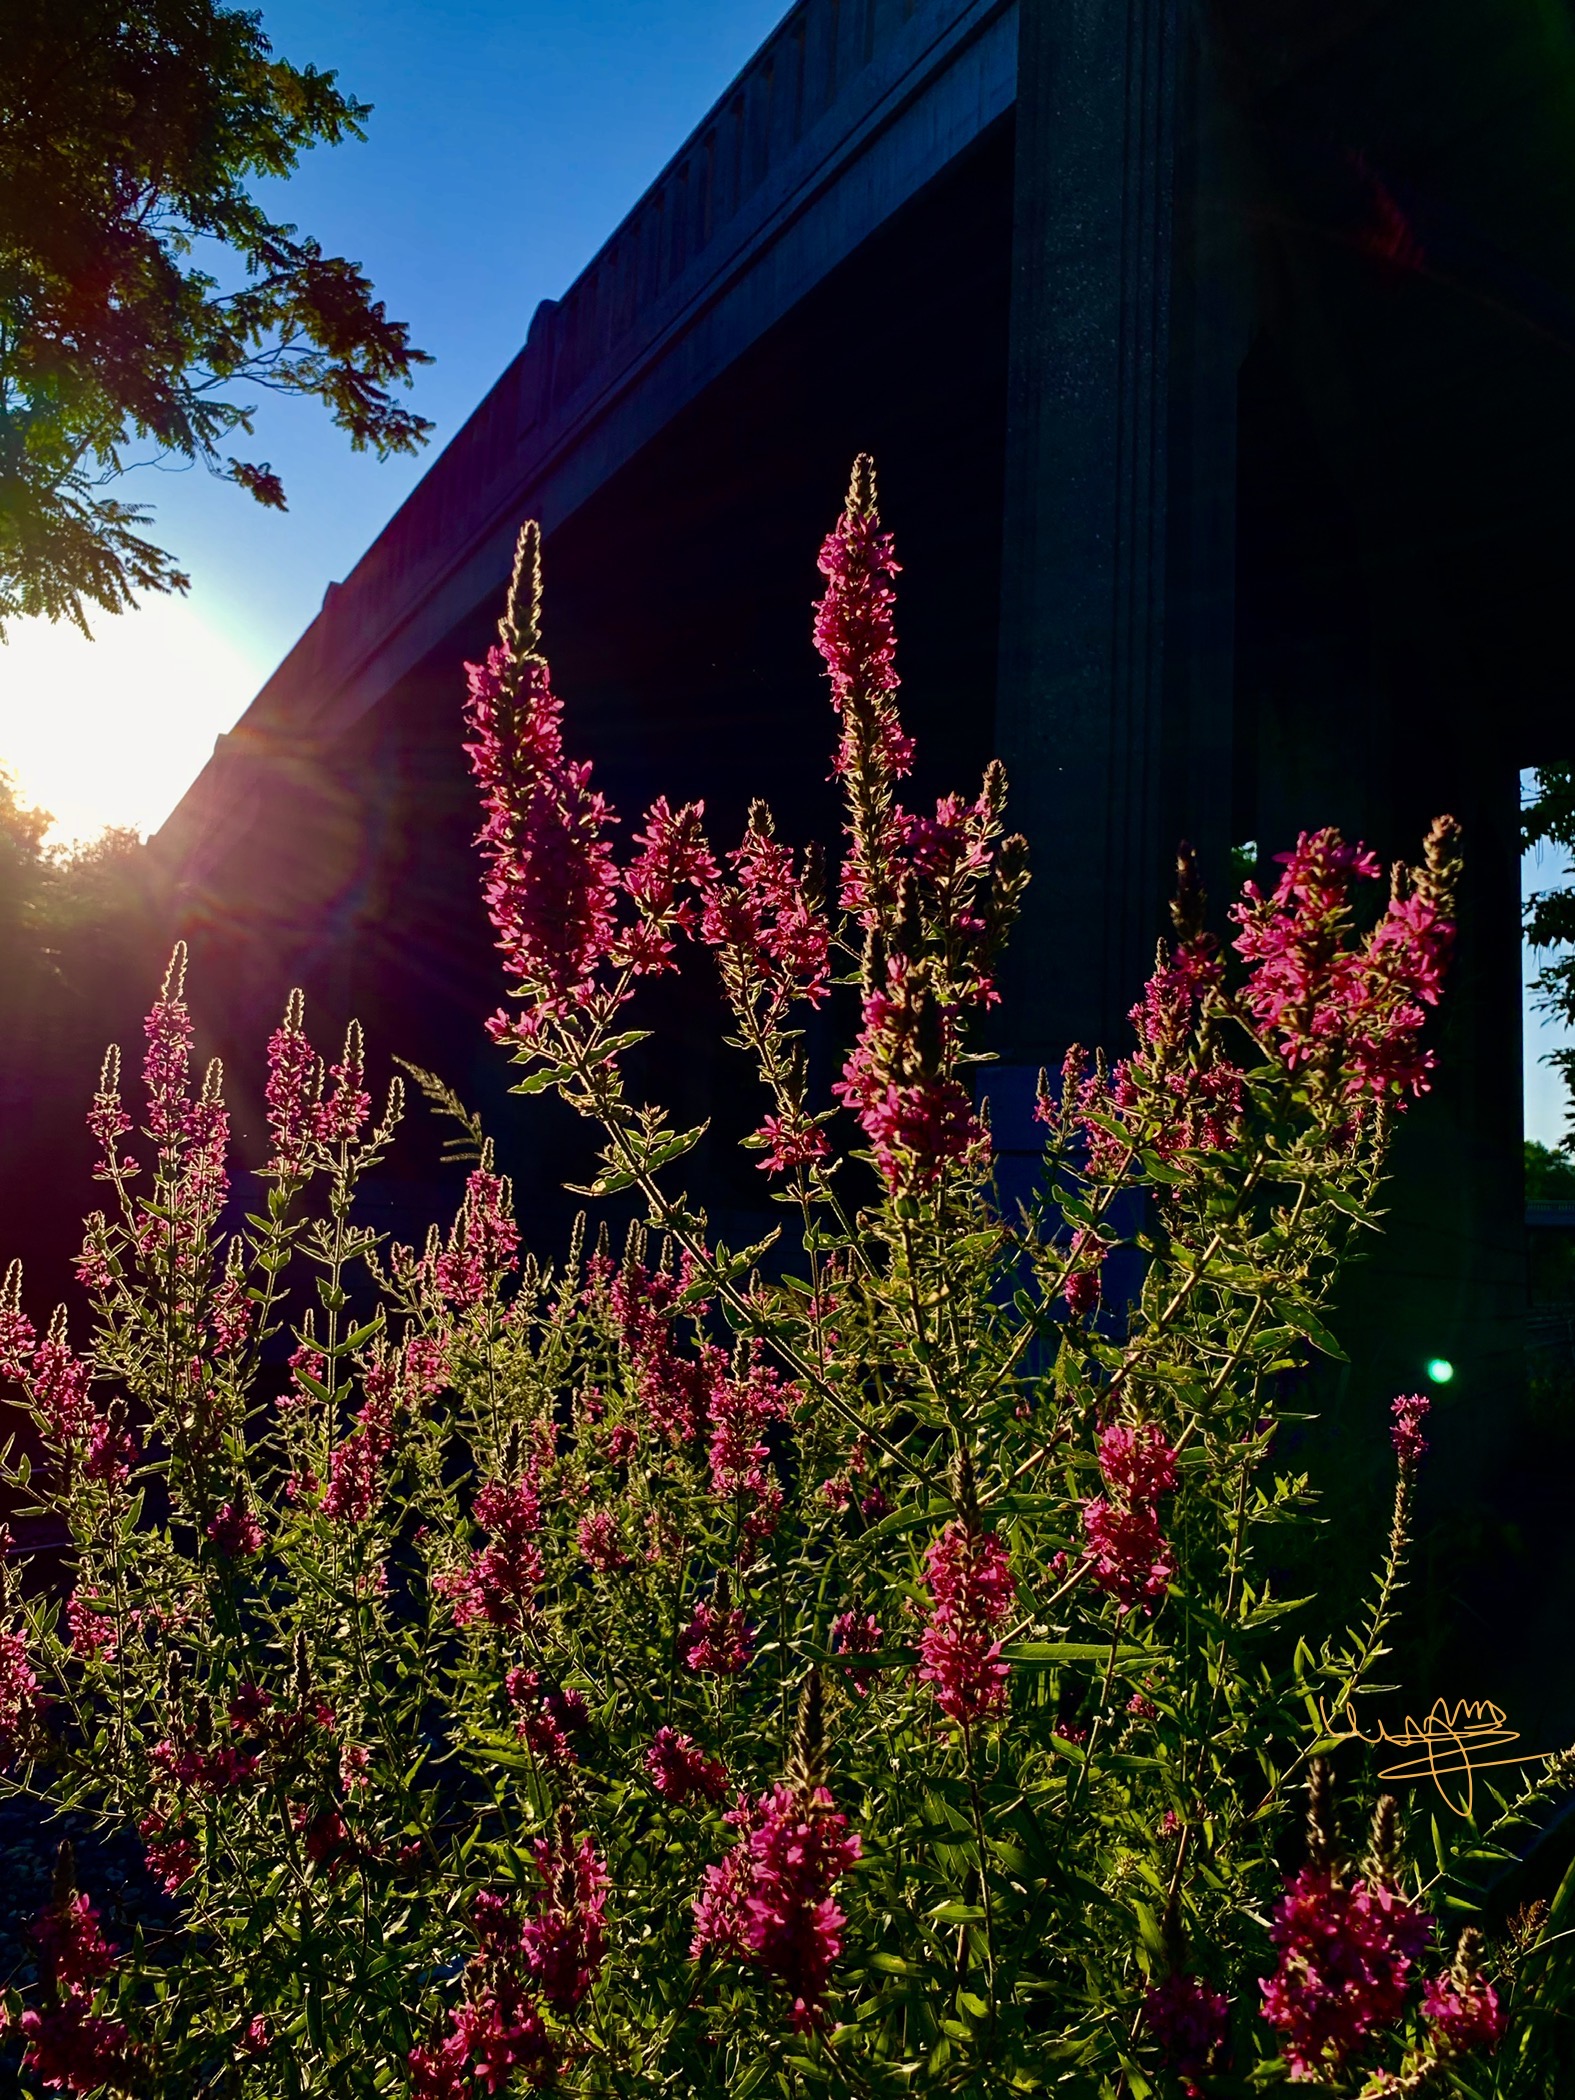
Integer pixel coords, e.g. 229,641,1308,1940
0,764,156,1008
0,0,431,637
1522,766,1575,1148
1523,1141,1575,1203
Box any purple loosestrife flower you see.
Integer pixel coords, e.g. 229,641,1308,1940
693,1782,862,2032
706,1351,791,1539
621,793,717,974
264,989,320,1176
917,1521,1015,1726
12,1888,134,2095
314,1020,371,1143
86,1046,133,1177
434,1166,520,1309
646,1726,729,1804
409,1891,555,2097
0,1620,44,1761
833,960,984,1194
66,1590,116,1661
1062,1229,1105,1320
1231,822,1458,1103
522,1818,609,2011
437,1477,543,1631
206,1502,263,1558
1081,1422,1178,1615
602,1253,714,1446
1259,1865,1431,2082
678,1599,753,1676
700,805,831,1011
1421,1969,1505,2056
141,949,195,1146
506,1670,587,1769
812,462,912,931
575,1507,630,1571
1143,1973,1230,2097
1391,1392,1431,1467
463,625,622,1039
830,1609,883,1698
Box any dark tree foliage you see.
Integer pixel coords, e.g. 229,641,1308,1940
0,0,432,637
0,770,166,1322
1522,765,1575,1144
1525,1138,1575,1202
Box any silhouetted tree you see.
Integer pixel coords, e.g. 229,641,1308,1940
0,0,431,636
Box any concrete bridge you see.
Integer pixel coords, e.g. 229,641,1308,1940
157,0,1575,1726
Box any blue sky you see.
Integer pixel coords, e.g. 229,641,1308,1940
0,0,786,841
0,0,1569,1144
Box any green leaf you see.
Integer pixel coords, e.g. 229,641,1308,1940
818,1647,919,1672
1272,1294,1347,1361
646,1122,708,1174
511,1063,576,1096
1000,1642,1151,1665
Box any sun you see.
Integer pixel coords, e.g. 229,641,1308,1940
0,594,265,847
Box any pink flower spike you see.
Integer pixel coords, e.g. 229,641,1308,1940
265,988,320,1177
1258,1865,1431,2082
1143,1973,1229,2097
523,1822,608,2011
692,1782,861,2032
677,1599,753,1676
462,626,623,1027
206,1502,264,1558
1390,1392,1431,1467
1421,1968,1505,2056
917,1522,1015,1726
646,1726,729,1805
830,1609,884,1698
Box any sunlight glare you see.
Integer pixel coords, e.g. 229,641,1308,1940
0,596,266,848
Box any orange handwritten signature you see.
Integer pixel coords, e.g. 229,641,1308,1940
1316,1698,1552,1818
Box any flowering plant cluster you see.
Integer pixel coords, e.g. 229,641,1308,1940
2,461,1573,2095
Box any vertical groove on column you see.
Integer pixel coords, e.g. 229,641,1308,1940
995,0,1179,1055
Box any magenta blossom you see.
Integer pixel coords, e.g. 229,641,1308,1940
834,965,984,1193
522,1824,608,2011
575,1507,630,1572
464,640,621,1035
693,1782,862,2032
1232,825,1456,1103
1143,1972,1230,2097
1421,1968,1505,2056
646,1726,729,1805
1259,1865,1432,2082
409,1890,556,2096
434,1167,520,1308
706,1352,790,1538
1390,1392,1431,1467
1081,1421,1178,1615
678,1599,753,1676
17,1890,134,2094
264,989,321,1176
506,1669,587,1769
0,1621,44,1760
830,1609,884,1698
437,1476,543,1630
206,1502,264,1558
917,1522,1015,1726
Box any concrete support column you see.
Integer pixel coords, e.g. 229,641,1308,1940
995,0,1182,1058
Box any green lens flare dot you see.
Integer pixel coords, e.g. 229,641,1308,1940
1426,1357,1455,1385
